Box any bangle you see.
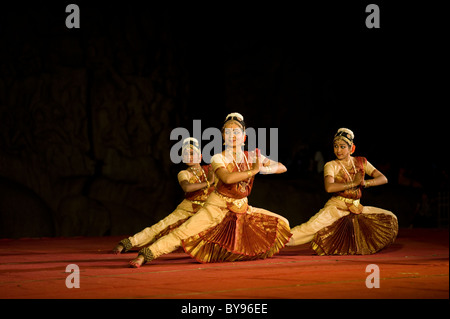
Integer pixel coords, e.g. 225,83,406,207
247,170,253,177
206,180,210,188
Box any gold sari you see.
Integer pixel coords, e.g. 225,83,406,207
143,152,291,263
288,157,398,255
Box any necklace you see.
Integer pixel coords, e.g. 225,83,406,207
337,157,356,182
230,152,251,193
190,165,207,184
225,148,244,163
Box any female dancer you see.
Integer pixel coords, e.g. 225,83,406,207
128,112,291,267
112,137,214,254
287,128,398,255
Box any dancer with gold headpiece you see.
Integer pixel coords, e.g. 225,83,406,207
128,112,291,267
112,137,214,254
287,128,398,255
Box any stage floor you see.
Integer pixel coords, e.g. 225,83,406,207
0,228,448,299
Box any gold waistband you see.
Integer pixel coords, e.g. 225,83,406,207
190,200,205,206
214,190,248,208
335,196,360,207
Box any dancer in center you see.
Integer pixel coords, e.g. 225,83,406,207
129,112,291,267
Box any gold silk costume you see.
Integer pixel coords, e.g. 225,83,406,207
288,157,398,255
138,151,291,263
117,165,214,252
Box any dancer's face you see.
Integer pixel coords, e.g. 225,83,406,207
334,139,351,160
223,122,245,148
182,148,201,165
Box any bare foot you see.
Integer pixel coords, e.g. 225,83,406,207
129,255,145,268
112,244,124,255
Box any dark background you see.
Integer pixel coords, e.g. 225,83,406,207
0,1,446,238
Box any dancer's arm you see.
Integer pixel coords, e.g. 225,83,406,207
179,180,209,193
179,169,215,193
248,150,287,174
259,158,287,174
324,171,363,193
362,169,388,188
215,153,261,184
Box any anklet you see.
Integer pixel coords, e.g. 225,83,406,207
119,238,133,252
138,247,155,263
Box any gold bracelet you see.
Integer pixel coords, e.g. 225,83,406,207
247,170,253,177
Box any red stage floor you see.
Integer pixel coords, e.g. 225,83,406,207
0,228,448,299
